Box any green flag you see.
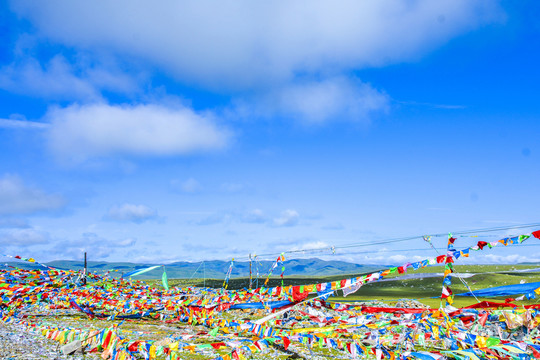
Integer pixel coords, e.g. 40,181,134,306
486,337,500,348
162,268,169,291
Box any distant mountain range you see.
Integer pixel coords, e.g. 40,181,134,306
1,258,387,279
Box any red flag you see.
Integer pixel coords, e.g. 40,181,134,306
282,336,291,350
532,230,540,239
477,241,488,249
441,286,453,298
479,312,488,327
291,286,309,302
102,330,113,349
128,341,140,352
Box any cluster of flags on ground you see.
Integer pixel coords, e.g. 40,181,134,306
0,229,539,359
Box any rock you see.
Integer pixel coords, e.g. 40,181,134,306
60,340,83,355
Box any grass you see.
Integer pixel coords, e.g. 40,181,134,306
145,264,540,309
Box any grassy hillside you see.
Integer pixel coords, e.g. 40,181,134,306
145,264,540,308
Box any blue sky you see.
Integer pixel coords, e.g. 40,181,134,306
0,0,539,265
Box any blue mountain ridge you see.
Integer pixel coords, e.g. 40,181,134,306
1,258,387,279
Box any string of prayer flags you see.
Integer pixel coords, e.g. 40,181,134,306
441,233,456,306
223,258,234,289
264,253,285,287
1,229,540,360
279,253,285,287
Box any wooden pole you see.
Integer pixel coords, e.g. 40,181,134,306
83,252,87,285
249,254,252,289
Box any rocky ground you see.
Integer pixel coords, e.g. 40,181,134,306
0,322,99,360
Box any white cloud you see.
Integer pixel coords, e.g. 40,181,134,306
0,56,99,100
126,252,181,264
10,1,503,90
50,233,137,260
0,54,137,101
45,103,231,163
236,77,389,124
288,240,331,252
0,174,65,215
273,209,300,227
459,253,540,264
116,237,137,247
0,118,49,130
106,203,157,223
171,178,203,193
0,228,49,246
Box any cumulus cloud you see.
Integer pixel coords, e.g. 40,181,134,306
236,77,389,124
106,203,157,223
0,56,99,100
0,228,49,246
0,54,138,101
273,209,300,227
51,232,137,260
0,174,65,215
10,1,503,90
288,240,331,252
45,103,231,163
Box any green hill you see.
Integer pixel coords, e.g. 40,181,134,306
1,258,386,279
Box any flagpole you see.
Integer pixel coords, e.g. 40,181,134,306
249,253,252,289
